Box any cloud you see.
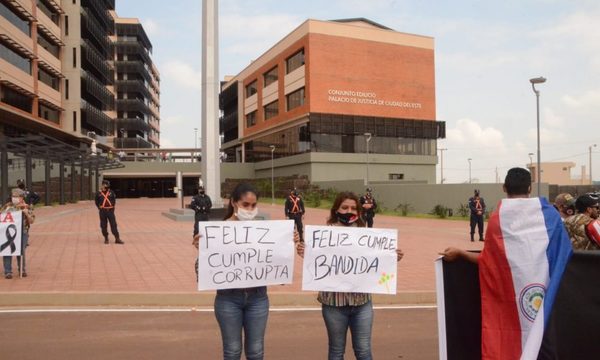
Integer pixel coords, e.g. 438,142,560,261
562,90,600,109
162,60,202,90
446,118,507,152
141,18,160,37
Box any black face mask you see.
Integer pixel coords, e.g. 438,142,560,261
200,191,205,195
336,212,358,226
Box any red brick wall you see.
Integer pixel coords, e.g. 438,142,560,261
308,33,436,120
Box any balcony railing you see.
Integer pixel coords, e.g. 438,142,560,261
119,137,153,149
81,7,112,57
81,0,114,34
115,41,151,65
81,40,114,84
116,98,151,115
116,79,151,99
115,60,152,83
81,100,114,136
116,117,150,133
81,70,115,110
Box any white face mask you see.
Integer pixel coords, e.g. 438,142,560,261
12,197,21,205
235,207,258,221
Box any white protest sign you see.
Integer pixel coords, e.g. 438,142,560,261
0,211,22,257
302,225,398,294
198,220,295,290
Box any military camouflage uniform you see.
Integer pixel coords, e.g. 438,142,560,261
564,214,600,250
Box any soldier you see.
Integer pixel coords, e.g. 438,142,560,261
564,193,600,250
285,188,305,242
190,186,212,237
359,188,378,228
468,189,486,242
95,180,123,245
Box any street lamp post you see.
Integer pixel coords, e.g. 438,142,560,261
530,76,546,197
528,152,534,170
120,128,125,149
468,158,472,184
590,144,597,185
269,145,275,205
194,127,198,162
439,148,447,184
364,133,372,186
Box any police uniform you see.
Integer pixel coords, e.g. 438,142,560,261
191,191,212,236
95,185,123,244
360,191,377,228
468,192,486,241
285,192,305,242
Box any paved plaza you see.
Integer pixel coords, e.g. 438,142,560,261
0,197,483,307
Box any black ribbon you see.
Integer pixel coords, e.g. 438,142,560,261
1,224,17,254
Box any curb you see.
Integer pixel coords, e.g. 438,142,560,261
0,291,436,308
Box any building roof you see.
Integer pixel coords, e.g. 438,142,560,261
329,18,393,31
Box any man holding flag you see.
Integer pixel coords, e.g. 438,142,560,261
441,167,572,360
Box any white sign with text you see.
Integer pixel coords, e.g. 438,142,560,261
197,220,295,290
302,225,398,294
0,211,22,257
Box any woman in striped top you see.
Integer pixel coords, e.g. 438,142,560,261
297,191,404,359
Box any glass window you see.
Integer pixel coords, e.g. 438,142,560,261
0,42,31,74
37,0,60,25
37,32,60,58
286,87,305,111
264,100,278,120
286,49,304,74
1,86,33,113
39,103,60,123
246,111,256,128
389,174,404,180
245,80,257,98
38,67,59,90
0,2,30,35
263,66,278,87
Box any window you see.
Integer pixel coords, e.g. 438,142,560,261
389,174,405,180
1,86,33,112
245,80,257,98
0,42,31,74
263,100,278,120
286,87,305,111
37,32,60,58
263,67,278,87
286,49,304,74
39,104,59,123
72,47,76,67
65,15,68,35
65,79,69,99
37,0,60,25
0,2,30,36
246,111,257,128
38,68,59,90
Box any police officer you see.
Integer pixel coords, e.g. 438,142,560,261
360,188,378,228
285,188,305,242
95,180,123,244
468,189,486,242
190,186,212,237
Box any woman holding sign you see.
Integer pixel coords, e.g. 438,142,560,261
193,183,297,360
297,191,404,360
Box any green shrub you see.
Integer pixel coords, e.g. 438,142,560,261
431,204,450,219
456,203,470,217
395,203,413,216
303,189,322,207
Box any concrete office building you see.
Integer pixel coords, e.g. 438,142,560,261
219,18,445,183
115,17,160,149
0,0,158,203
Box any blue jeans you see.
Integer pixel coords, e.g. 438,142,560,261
214,287,269,360
3,232,28,275
322,301,374,360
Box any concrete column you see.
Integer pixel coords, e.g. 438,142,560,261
25,150,32,190
59,161,65,204
71,163,76,202
80,165,85,200
44,157,51,206
201,0,222,207
88,163,93,199
0,143,8,202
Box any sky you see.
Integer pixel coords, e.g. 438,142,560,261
115,0,600,184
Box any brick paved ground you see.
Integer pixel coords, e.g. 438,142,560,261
0,197,483,300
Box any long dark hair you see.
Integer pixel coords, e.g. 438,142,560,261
223,183,259,220
326,191,365,227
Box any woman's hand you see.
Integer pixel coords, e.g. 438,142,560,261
439,247,463,261
396,248,404,262
192,234,200,249
293,229,300,244
296,241,305,258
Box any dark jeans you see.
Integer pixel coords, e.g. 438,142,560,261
363,214,374,228
193,213,210,236
214,287,269,360
3,231,28,275
470,214,484,239
289,214,303,241
99,209,119,238
322,301,374,360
